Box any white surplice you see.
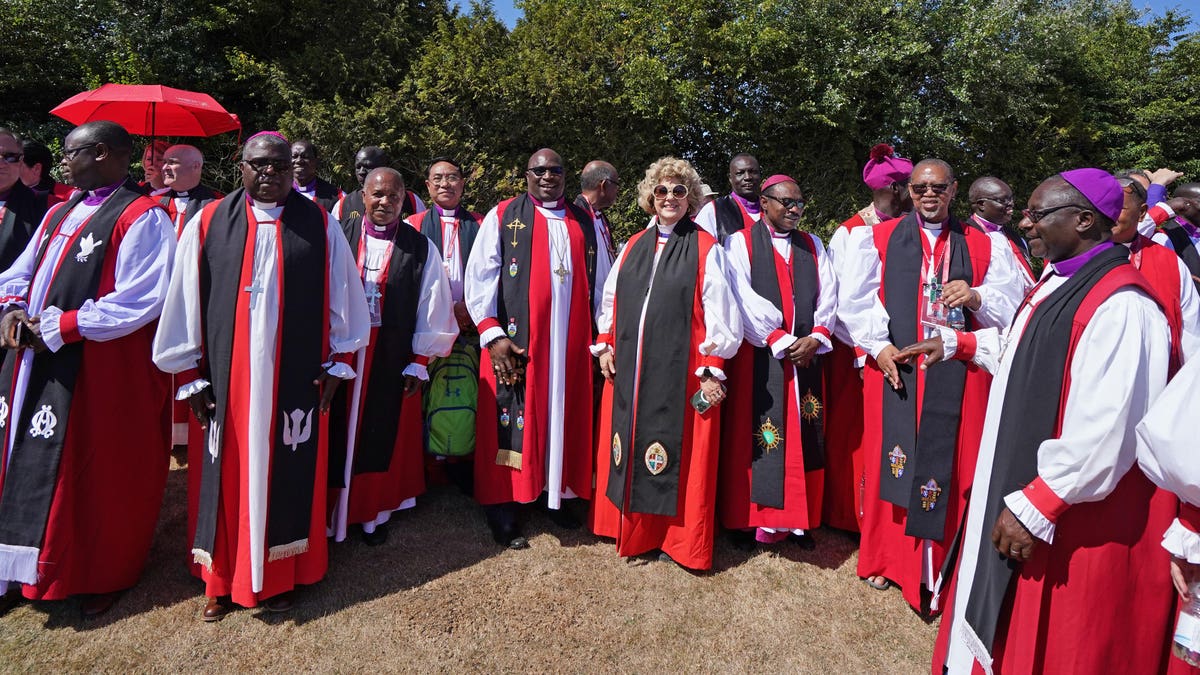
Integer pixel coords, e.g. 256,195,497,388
0,192,175,589
330,229,458,541
465,201,610,508
937,269,1170,673
152,199,370,592
1137,354,1200,563
592,217,743,380
693,198,761,240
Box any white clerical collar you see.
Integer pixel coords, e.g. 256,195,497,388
174,191,189,198
251,199,278,210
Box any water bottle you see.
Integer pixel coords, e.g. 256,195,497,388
947,305,966,331
1173,580,1200,666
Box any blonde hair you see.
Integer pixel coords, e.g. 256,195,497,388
637,156,704,216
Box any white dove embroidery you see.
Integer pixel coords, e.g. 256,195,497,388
75,234,103,263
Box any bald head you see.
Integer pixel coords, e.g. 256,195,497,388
526,148,565,202
63,121,134,190
968,176,1014,225
244,133,290,159
163,144,204,192
363,167,406,227
581,160,619,210
1175,183,1200,200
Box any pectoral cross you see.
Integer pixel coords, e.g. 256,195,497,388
553,264,568,282
586,246,595,275
365,284,383,315
506,219,526,248
243,281,265,309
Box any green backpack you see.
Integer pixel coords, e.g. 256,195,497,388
424,341,479,457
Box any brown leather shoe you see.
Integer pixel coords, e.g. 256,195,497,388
263,591,293,613
202,596,232,622
80,591,121,618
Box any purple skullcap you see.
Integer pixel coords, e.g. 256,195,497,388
862,143,913,190
1058,168,1123,223
760,174,797,192
246,130,289,145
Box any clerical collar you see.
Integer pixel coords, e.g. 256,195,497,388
83,178,127,206
531,195,565,210
971,213,1004,233
294,179,316,192
174,190,190,198
435,204,460,218
366,219,400,240
921,219,944,231
150,186,171,197
731,192,761,215
771,228,791,239
1050,241,1116,277
656,217,679,236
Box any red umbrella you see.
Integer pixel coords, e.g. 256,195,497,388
50,83,241,138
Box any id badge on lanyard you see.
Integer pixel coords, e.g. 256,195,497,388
919,234,960,330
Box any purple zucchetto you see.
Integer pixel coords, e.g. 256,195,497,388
1058,168,1124,223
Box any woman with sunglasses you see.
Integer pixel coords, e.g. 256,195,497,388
590,156,742,570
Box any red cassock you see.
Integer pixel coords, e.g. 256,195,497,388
719,225,830,532
856,216,993,613
822,214,873,533
591,223,731,570
0,192,171,601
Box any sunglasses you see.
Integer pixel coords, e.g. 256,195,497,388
0,152,23,164
763,194,805,211
653,184,689,200
1021,203,1087,223
910,182,951,195
526,166,564,177
241,158,291,174
975,196,1014,207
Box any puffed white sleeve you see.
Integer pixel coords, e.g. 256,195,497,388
1002,289,1171,543
152,211,209,395
809,233,837,353
836,226,892,359
464,206,505,348
1137,355,1200,563
0,214,51,308
325,214,371,377
969,231,1029,330
403,237,460,381
1175,255,1200,364
591,220,614,316
724,233,786,351
693,201,718,239
695,244,743,379
41,207,176,352
591,238,625,356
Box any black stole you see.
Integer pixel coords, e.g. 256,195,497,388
747,223,824,508
0,180,46,272
158,184,220,231
194,188,328,560
311,178,342,213
329,217,426,479
419,207,480,278
1161,221,1200,294
877,214,981,540
963,245,1131,656
0,180,145,554
713,195,753,242
575,195,617,261
606,221,701,517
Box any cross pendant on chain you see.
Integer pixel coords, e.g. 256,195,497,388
243,280,265,309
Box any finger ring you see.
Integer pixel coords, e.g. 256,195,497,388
1009,548,1019,555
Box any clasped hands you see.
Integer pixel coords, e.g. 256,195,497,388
0,308,47,353
596,349,726,407
186,364,349,430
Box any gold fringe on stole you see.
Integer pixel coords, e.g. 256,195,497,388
495,449,522,470
267,538,310,562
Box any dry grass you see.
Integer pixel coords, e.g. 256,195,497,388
0,465,937,673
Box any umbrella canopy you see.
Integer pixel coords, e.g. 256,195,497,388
50,83,241,137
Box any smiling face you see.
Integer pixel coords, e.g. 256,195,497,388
728,155,761,200
525,149,565,203
908,162,957,222
1019,178,1100,262
363,169,405,227
426,160,464,210
971,179,1014,225
653,177,689,226
760,181,804,233
290,141,317,185
162,145,203,192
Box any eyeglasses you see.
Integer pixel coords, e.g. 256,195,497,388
429,173,463,185
763,194,805,211
62,143,99,161
526,166,564,177
1021,203,1088,223
0,152,23,164
241,158,291,174
975,196,1014,207
653,184,689,200
603,178,620,187
910,182,951,195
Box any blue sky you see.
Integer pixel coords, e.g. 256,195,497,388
456,0,1198,30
